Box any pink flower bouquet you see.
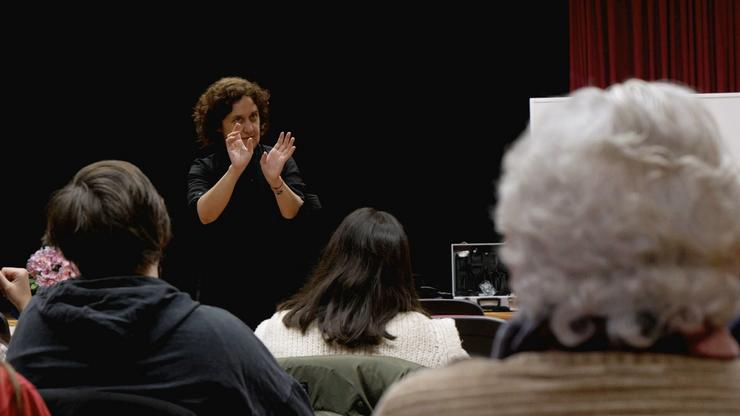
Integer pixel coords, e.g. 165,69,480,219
26,246,79,293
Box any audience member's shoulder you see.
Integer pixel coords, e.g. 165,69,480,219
386,311,456,333
376,358,499,413
427,315,456,328
254,310,289,337
409,312,458,334
393,311,434,323
195,304,246,324
400,357,498,384
188,304,255,337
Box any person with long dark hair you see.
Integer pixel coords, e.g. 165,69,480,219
255,207,468,368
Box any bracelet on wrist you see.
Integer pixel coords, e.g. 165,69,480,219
272,180,285,195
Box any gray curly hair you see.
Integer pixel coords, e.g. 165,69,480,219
495,79,740,348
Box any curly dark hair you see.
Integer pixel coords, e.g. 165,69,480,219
192,77,271,149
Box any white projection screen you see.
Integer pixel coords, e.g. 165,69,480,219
530,92,740,163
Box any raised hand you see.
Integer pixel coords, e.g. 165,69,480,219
260,132,296,186
225,123,255,172
0,267,32,312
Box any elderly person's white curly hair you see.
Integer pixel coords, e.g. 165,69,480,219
495,79,740,348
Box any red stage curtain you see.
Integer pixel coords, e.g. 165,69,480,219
569,0,739,92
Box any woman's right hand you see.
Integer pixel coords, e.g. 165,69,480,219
225,123,255,172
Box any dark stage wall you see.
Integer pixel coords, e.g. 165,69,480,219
1,5,569,298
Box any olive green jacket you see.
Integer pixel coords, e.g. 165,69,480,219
278,355,425,416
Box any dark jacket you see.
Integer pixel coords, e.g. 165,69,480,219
7,276,313,415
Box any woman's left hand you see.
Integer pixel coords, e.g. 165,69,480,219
260,132,296,186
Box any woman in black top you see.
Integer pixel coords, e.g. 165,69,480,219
188,77,319,329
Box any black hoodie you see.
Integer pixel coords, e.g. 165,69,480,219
7,276,312,415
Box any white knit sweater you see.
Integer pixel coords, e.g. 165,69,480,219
255,311,469,368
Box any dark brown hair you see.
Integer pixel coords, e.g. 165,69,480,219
279,207,425,348
192,76,271,149
43,160,171,277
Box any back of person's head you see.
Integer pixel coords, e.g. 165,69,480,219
280,207,424,348
43,160,171,278
193,76,271,149
495,79,740,349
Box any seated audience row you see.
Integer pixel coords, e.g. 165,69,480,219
0,161,467,413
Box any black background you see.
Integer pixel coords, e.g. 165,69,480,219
1,4,569,298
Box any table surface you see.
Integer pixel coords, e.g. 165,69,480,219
484,311,514,320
